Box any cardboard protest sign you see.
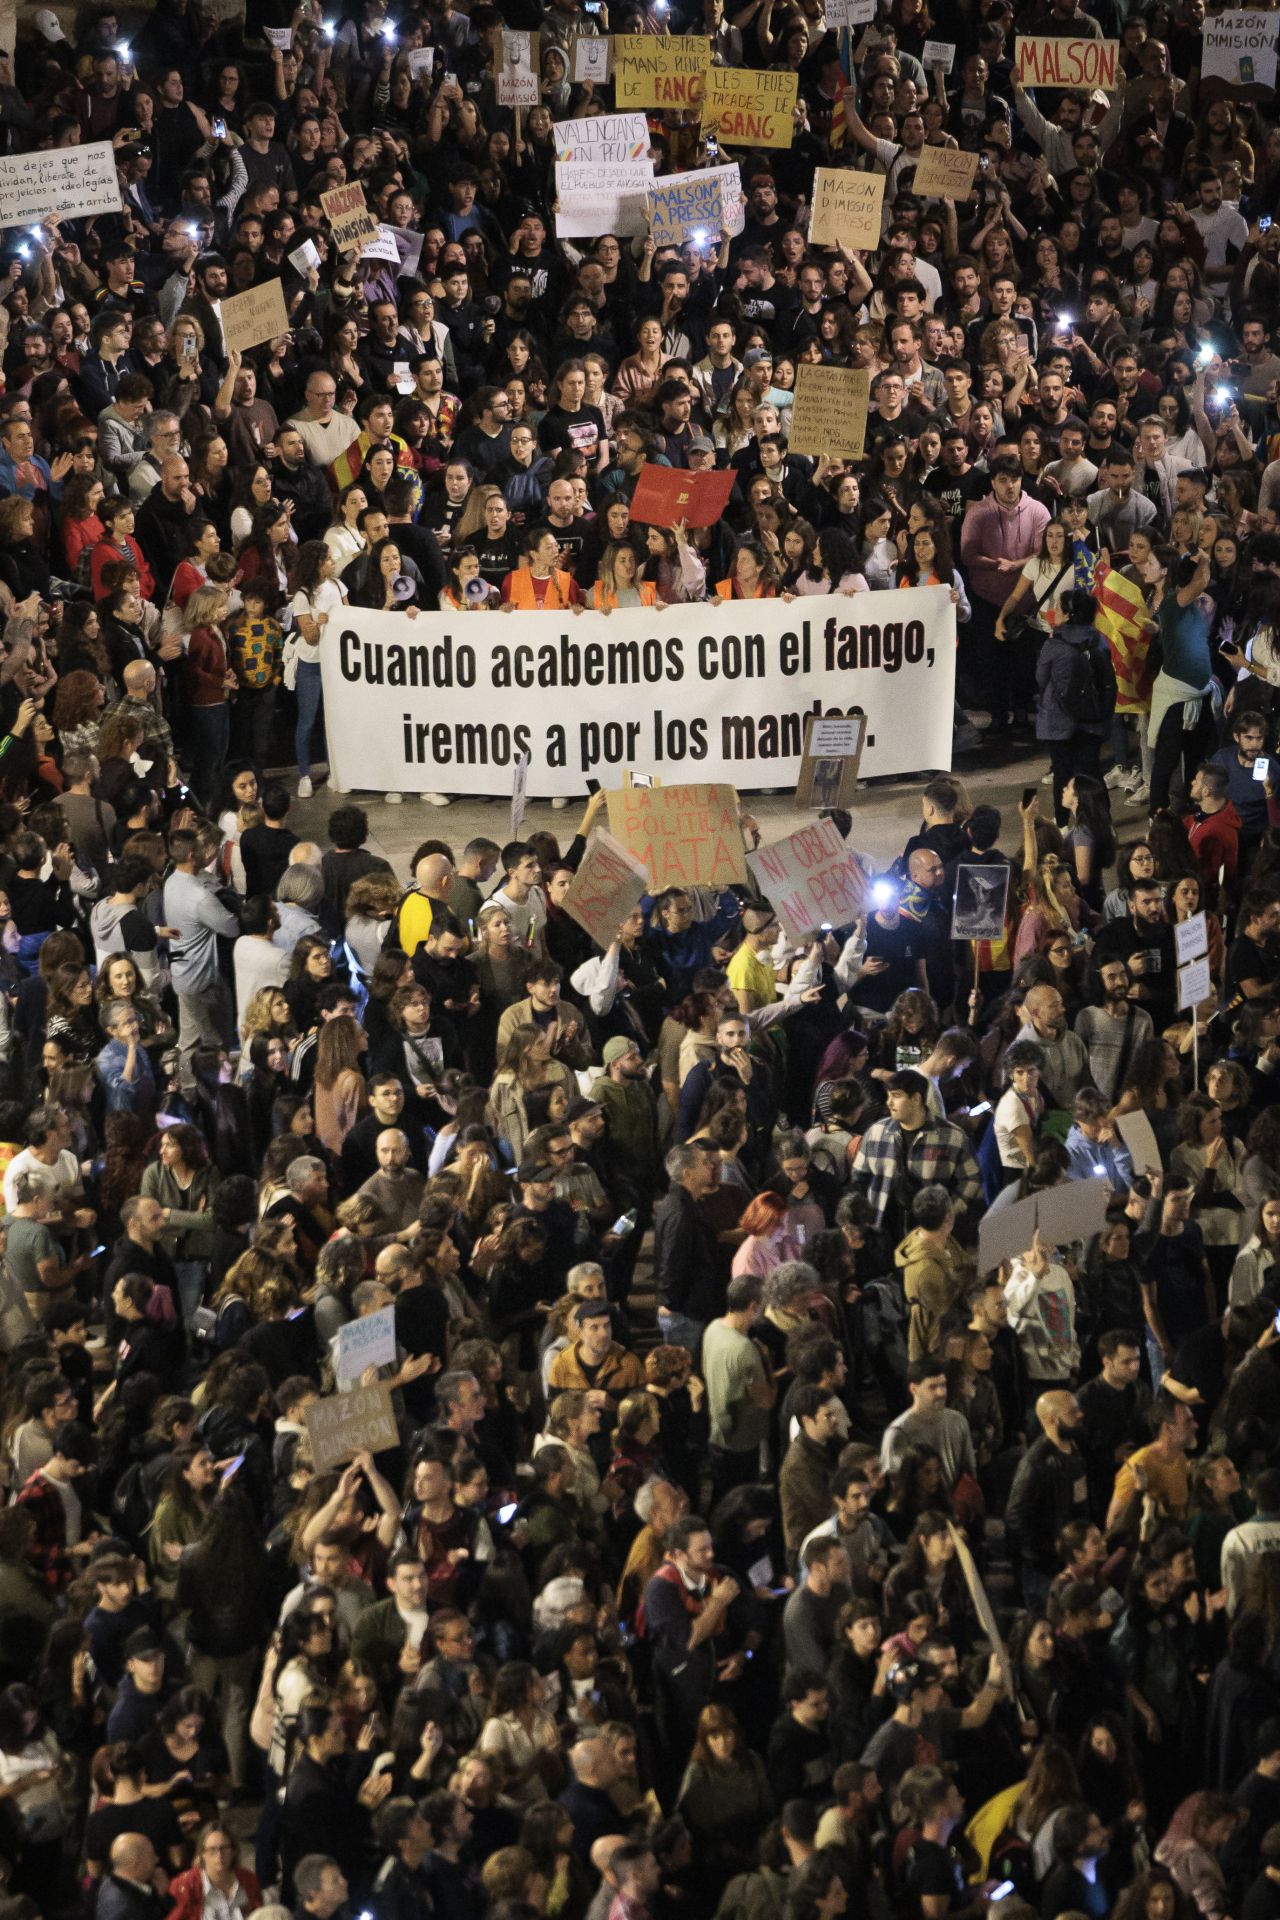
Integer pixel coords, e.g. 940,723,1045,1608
746,817,867,945
1174,911,1209,965
648,162,742,245
1035,1177,1109,1249
922,39,956,69
810,165,884,248
949,1524,1016,1700
1015,35,1119,89
628,461,735,529
571,33,612,83
1178,953,1213,1011
795,712,866,811
220,279,289,355
615,34,711,109
827,0,876,25
1201,9,1279,93
0,140,121,226
305,1384,398,1469
320,182,381,254
606,783,746,887
496,30,539,106
563,830,651,949
911,143,979,202
333,1305,397,1386
978,1193,1040,1275
789,364,869,460
1114,1108,1162,1173
701,66,797,149
511,752,529,837
952,865,1012,942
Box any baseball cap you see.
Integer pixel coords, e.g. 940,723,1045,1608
602,1036,640,1066
34,9,67,42
688,433,715,454
565,1096,602,1122
742,347,772,368
125,1627,165,1661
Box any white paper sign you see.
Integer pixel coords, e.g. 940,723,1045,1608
554,111,654,238
1201,9,1278,89
334,1304,398,1386
408,47,435,77
511,751,529,836
573,33,612,82
829,0,877,25
265,25,294,48
922,39,956,69
1114,1107,1162,1173
1177,953,1213,1011
1174,911,1208,965
0,140,121,226
497,30,540,106
361,225,403,264
809,718,863,756
288,238,321,273
383,224,425,279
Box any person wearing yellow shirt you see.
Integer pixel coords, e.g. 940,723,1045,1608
726,905,779,1013
396,850,456,957
1106,1395,1196,1530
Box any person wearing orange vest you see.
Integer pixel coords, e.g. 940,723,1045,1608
715,541,779,601
501,525,582,611
590,541,659,612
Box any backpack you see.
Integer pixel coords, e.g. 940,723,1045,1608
109,1460,155,1552
1061,633,1114,725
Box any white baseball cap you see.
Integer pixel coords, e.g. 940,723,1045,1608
34,9,67,42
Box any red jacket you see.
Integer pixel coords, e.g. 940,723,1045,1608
1183,800,1241,889
164,1866,262,1920
186,626,229,709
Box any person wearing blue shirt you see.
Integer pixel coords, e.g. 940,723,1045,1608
1064,1088,1134,1191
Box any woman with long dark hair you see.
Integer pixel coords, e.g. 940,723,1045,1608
1060,772,1116,910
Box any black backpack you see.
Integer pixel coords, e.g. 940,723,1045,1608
109,1460,155,1552
1061,633,1114,725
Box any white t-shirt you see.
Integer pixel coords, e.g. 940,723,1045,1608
3,1146,80,1215
290,579,348,661
1188,202,1248,270
994,1086,1037,1169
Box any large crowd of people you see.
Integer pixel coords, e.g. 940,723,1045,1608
6,6,1280,1920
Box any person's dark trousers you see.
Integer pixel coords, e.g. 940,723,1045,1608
1150,700,1215,814
189,702,230,810
1048,730,1101,818
709,1443,760,1504
233,685,277,773
963,595,1001,718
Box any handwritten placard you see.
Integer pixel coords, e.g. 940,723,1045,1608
911,143,978,201
789,363,869,460
810,164,884,248
606,782,746,887
496,29,539,106
615,33,710,109
333,1304,397,1387
220,278,289,354
701,66,797,149
564,829,651,949
1201,10,1279,90
572,33,612,82
0,140,121,226
746,817,867,946
264,24,294,48
1015,34,1119,89
922,39,956,69
305,1384,399,1469
361,226,402,264
1178,953,1213,1011
648,162,742,246
1174,911,1209,965
554,111,654,238
320,182,381,254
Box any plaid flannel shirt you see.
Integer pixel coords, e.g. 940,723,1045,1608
851,1115,982,1225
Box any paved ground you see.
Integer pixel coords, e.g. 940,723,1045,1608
284,737,1141,880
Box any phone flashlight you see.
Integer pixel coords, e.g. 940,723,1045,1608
1057,311,1073,328
17,246,29,259
871,879,895,907
1092,1163,1106,1178
1215,384,1233,407
497,1502,518,1523
693,226,708,245
382,21,396,37
117,41,131,59
323,18,335,33
990,1885,1016,1902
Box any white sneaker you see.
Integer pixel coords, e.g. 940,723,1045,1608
551,796,569,810
385,791,403,805
1040,769,1053,785
422,793,451,808
1125,782,1150,807
296,775,312,799
1104,765,1130,790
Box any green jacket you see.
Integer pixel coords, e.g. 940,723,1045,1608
591,1073,663,1193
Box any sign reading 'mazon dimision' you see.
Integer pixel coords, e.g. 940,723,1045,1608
320,588,957,799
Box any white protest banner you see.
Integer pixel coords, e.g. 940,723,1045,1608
288,238,321,274
572,33,612,82
564,830,652,948
1174,911,1208,966
1036,1177,1110,1249
0,140,121,226
361,226,402,264
1015,34,1119,89
264,25,294,47
320,587,957,800
333,1305,398,1386
648,163,742,246
305,1384,399,1469
554,110,654,237
496,29,540,105
408,47,435,78
1114,1107,1162,1173
220,279,289,355
922,39,956,69
746,817,867,944
1178,953,1213,1011
978,1194,1039,1275
1201,9,1278,90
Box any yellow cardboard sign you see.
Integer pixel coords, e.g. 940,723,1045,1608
789,364,870,460
810,165,884,248
701,66,797,149
910,143,979,202
614,34,710,109
221,278,289,354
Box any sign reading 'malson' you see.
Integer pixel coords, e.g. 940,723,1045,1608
321,589,957,799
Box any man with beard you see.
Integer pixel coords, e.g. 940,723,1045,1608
1093,880,1177,1027
1014,984,1092,1108
1074,958,1153,1102
1006,1389,1090,1608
